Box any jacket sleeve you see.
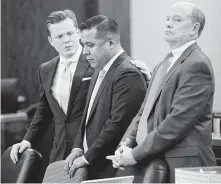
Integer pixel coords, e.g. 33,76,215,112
23,64,53,147
84,70,147,165
132,61,214,162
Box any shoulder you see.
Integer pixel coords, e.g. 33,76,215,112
39,56,59,71
114,58,146,84
183,48,214,75
117,57,143,75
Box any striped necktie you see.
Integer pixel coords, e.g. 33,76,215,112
83,69,106,152
136,52,173,144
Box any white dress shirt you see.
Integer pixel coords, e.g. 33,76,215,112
23,45,82,146
51,45,82,108
168,40,196,72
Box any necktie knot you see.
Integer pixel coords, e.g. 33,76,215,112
98,69,106,79
166,51,173,59
163,52,173,72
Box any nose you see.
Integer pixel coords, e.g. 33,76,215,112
83,46,89,55
63,34,70,43
166,19,173,29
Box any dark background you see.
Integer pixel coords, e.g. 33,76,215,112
1,0,130,106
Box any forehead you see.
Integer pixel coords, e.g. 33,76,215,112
48,18,77,36
80,27,103,43
168,4,193,18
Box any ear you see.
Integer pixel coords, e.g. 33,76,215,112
74,28,81,41
191,22,200,36
108,36,116,49
48,36,53,46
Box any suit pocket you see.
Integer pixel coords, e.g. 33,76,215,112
80,79,91,91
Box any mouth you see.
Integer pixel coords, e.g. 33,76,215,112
165,31,173,35
64,46,73,49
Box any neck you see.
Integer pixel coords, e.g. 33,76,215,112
111,45,122,57
168,36,197,50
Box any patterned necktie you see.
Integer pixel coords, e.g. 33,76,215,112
83,69,106,152
86,69,106,124
59,61,73,114
136,52,173,144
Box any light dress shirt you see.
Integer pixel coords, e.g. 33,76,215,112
51,45,82,107
168,40,196,72
22,45,82,146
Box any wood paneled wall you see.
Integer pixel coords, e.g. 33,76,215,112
1,0,98,105
1,0,130,106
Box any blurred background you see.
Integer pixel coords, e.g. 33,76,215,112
1,0,221,178
1,0,221,111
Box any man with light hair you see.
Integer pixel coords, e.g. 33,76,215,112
108,2,216,182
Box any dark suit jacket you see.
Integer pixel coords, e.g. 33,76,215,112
73,52,147,178
129,43,216,182
24,53,94,163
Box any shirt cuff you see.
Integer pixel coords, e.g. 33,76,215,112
22,140,31,147
71,148,83,152
82,156,89,164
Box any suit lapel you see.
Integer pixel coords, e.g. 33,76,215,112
66,53,90,116
87,52,128,123
44,56,66,118
45,56,59,91
81,69,99,124
149,43,199,118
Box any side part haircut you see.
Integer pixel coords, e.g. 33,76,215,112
45,9,78,36
80,15,120,39
190,6,205,37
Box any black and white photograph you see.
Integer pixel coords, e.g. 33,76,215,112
1,0,221,183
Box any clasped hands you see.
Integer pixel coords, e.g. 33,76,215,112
106,138,137,170
64,149,87,178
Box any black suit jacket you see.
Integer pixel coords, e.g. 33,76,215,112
24,53,94,163
73,52,147,174
130,43,216,182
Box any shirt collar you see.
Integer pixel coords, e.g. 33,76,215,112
102,49,124,72
171,40,196,59
59,44,82,64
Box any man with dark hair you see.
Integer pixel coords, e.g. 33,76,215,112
108,2,216,183
10,9,94,164
65,15,147,179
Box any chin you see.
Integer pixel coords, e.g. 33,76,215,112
89,63,96,69
164,37,176,44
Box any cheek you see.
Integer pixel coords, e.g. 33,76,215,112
53,42,62,50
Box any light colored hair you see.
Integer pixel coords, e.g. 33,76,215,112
45,9,78,36
191,6,205,37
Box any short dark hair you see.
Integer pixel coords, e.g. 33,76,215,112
79,15,120,38
191,6,205,37
45,9,78,36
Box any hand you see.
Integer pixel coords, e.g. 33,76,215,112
116,145,137,167
106,138,131,169
115,138,131,160
64,149,83,172
106,155,124,170
68,156,87,178
119,138,131,147
10,141,31,164
130,59,151,81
